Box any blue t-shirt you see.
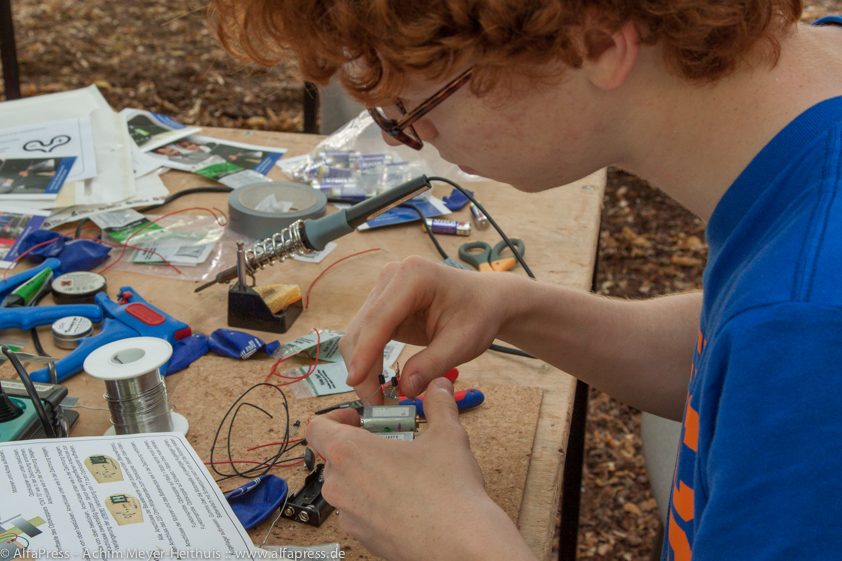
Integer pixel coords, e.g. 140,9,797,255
663,53,842,561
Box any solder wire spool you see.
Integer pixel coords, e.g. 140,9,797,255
83,337,189,436
228,181,328,239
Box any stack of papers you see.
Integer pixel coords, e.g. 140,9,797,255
0,86,287,270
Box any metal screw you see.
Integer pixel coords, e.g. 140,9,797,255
283,506,294,517
298,511,310,522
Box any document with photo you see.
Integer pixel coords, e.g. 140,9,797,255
147,134,286,189
0,156,76,200
0,205,49,268
0,117,97,183
121,108,202,152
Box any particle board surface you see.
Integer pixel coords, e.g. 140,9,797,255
168,355,543,558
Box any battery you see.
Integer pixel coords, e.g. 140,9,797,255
360,405,418,433
51,271,107,305
423,219,471,236
469,203,490,230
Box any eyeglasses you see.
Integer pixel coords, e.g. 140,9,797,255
367,67,473,150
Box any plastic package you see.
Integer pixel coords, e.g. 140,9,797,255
105,213,248,282
285,111,483,199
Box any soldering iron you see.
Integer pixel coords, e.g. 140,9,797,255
194,176,432,292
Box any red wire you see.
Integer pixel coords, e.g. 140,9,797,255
77,236,182,275
269,328,322,387
4,207,226,279
304,248,381,308
97,206,227,274
1,238,61,280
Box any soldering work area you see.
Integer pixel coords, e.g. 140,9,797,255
0,110,605,560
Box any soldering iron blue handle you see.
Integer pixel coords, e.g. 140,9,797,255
29,318,138,383
0,304,103,331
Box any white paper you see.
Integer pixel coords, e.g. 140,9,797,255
288,341,404,398
79,109,136,205
291,242,337,264
0,85,136,206
0,117,98,182
43,173,169,230
132,241,215,266
0,432,257,560
130,143,165,179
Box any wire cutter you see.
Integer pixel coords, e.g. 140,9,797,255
458,238,525,272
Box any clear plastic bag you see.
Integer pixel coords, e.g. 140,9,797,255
284,111,483,199
105,213,249,282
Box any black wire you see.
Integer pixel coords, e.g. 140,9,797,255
139,186,234,213
426,176,537,358
1,345,57,438
29,289,52,358
426,175,535,279
332,184,537,359
210,383,297,483
30,329,47,358
489,343,535,358
326,197,449,260
74,219,89,239
402,202,448,259
70,187,237,240
71,186,235,239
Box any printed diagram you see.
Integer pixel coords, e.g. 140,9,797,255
0,513,46,557
84,454,124,483
105,494,144,526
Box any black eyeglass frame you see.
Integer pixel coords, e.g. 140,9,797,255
367,67,473,150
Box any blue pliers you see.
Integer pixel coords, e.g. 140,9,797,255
0,282,191,382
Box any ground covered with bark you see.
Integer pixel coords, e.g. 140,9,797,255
4,1,836,558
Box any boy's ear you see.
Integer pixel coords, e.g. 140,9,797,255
582,20,640,90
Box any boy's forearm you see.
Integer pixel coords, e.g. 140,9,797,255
497,276,701,419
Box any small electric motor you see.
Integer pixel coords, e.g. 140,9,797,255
360,404,420,441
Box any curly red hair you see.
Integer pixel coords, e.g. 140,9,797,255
207,0,802,105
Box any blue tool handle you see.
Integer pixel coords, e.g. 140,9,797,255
0,304,103,331
401,389,485,418
0,258,61,302
29,318,138,383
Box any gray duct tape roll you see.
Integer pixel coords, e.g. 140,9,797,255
228,182,328,239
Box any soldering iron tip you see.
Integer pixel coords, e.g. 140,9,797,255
194,280,217,293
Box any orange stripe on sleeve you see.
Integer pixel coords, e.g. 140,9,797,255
683,396,699,452
669,511,693,561
673,480,695,522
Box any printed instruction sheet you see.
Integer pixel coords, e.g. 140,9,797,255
0,432,256,560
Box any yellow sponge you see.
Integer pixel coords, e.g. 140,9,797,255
253,284,302,313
